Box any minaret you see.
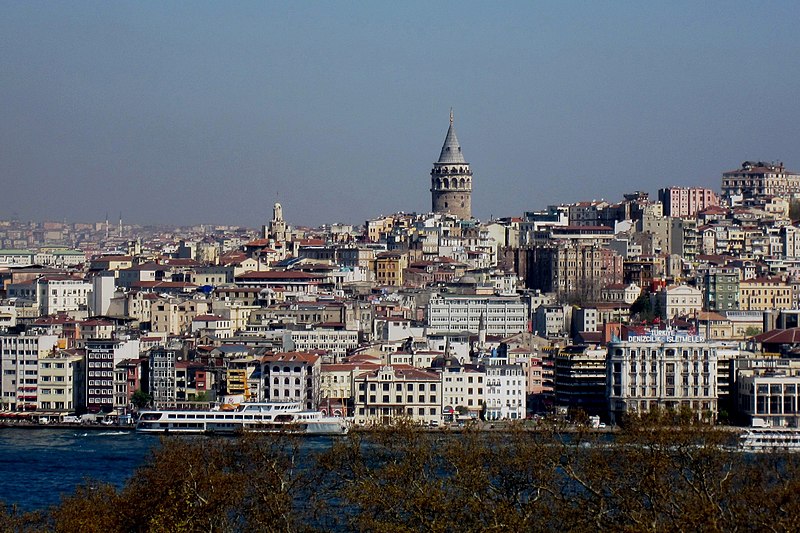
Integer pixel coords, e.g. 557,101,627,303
430,110,472,219
478,311,487,349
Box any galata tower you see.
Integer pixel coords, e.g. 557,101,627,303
430,110,472,219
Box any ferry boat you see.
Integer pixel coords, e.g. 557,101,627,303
739,427,800,452
135,402,349,435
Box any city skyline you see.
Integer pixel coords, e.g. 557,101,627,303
3,2,800,227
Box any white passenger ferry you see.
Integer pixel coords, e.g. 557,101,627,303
135,402,349,435
739,427,800,452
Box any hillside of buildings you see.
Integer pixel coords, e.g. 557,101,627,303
3,160,800,428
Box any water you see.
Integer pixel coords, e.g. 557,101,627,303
0,428,341,513
0,428,157,511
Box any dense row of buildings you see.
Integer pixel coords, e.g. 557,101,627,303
3,117,800,428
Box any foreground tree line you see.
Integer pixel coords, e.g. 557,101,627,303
2,412,799,532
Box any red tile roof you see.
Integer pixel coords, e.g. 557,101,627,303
261,351,320,364
753,328,800,344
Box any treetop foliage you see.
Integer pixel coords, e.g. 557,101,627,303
2,417,799,532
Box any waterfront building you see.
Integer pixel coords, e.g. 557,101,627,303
86,338,140,412
38,349,84,412
735,358,800,427
0,332,58,411
432,355,486,420
320,362,380,417
260,352,321,410
554,345,608,417
608,329,718,423
481,358,526,421
114,358,148,414
352,364,441,425
147,344,178,409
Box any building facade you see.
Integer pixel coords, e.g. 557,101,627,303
426,294,529,336
554,345,608,417
352,365,441,425
0,332,59,411
87,338,140,412
608,330,718,423
260,352,321,410
658,187,719,218
722,161,800,200
703,268,740,312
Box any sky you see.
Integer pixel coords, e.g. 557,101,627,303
2,1,800,228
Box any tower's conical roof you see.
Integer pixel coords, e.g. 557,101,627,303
437,110,466,164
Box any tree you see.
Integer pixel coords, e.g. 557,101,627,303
744,326,762,337
630,291,655,321
188,391,209,402
20,420,800,532
130,390,152,410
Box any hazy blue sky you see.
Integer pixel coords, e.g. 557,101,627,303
2,1,800,227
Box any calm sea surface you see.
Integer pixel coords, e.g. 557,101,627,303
0,428,157,511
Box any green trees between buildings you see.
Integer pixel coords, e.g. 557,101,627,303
2,414,799,532
130,390,152,410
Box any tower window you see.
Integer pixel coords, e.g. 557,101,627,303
445,202,448,208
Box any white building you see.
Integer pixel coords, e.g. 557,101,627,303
261,352,321,410
0,249,34,266
37,276,92,316
608,329,718,423
0,332,59,411
657,285,702,319
90,273,115,316
191,314,233,339
437,361,485,420
474,355,526,420
38,350,85,412
736,358,800,428
288,329,359,361
426,294,529,336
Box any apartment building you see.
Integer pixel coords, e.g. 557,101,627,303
0,332,58,411
426,294,529,336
